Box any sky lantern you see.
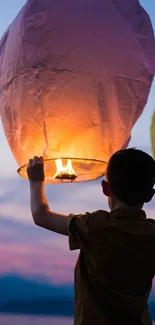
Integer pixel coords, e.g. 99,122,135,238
0,0,155,183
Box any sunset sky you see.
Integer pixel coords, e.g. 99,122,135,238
0,0,155,295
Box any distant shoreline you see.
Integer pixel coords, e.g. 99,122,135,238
0,310,74,318
0,298,74,318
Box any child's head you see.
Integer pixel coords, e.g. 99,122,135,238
102,148,155,209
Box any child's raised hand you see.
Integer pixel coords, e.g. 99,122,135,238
27,156,45,182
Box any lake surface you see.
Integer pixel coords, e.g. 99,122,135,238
0,314,154,325
0,314,73,325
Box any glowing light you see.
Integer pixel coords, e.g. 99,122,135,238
54,159,77,181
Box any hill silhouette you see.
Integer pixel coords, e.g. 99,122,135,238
0,298,74,317
0,274,73,301
0,274,155,320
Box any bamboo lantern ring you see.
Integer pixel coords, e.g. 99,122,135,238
17,157,107,184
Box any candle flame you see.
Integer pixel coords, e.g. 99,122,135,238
54,159,77,181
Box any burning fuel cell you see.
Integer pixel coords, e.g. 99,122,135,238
54,159,77,181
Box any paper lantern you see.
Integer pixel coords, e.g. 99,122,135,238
0,0,155,183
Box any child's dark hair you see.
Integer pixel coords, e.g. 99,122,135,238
107,148,155,206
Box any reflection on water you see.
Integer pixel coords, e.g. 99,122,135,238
0,314,73,325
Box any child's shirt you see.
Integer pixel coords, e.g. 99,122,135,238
67,207,155,325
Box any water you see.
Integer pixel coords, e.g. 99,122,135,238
0,314,73,325
0,314,154,325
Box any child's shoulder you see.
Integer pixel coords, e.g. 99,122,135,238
88,209,110,227
146,217,155,225
91,209,109,218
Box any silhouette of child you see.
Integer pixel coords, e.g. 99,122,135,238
27,149,155,325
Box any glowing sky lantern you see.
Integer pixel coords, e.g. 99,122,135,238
0,0,155,183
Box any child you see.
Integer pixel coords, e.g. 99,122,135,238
27,148,155,325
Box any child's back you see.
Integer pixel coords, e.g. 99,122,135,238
69,208,155,325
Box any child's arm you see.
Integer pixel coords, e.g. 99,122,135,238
29,181,68,235
27,157,106,246
27,156,68,235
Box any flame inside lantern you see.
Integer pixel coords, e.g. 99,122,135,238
54,159,77,181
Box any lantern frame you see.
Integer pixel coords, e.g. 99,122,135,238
17,157,107,184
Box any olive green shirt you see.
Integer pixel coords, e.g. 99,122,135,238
67,208,155,325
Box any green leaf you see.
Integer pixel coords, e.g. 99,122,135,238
150,110,155,158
